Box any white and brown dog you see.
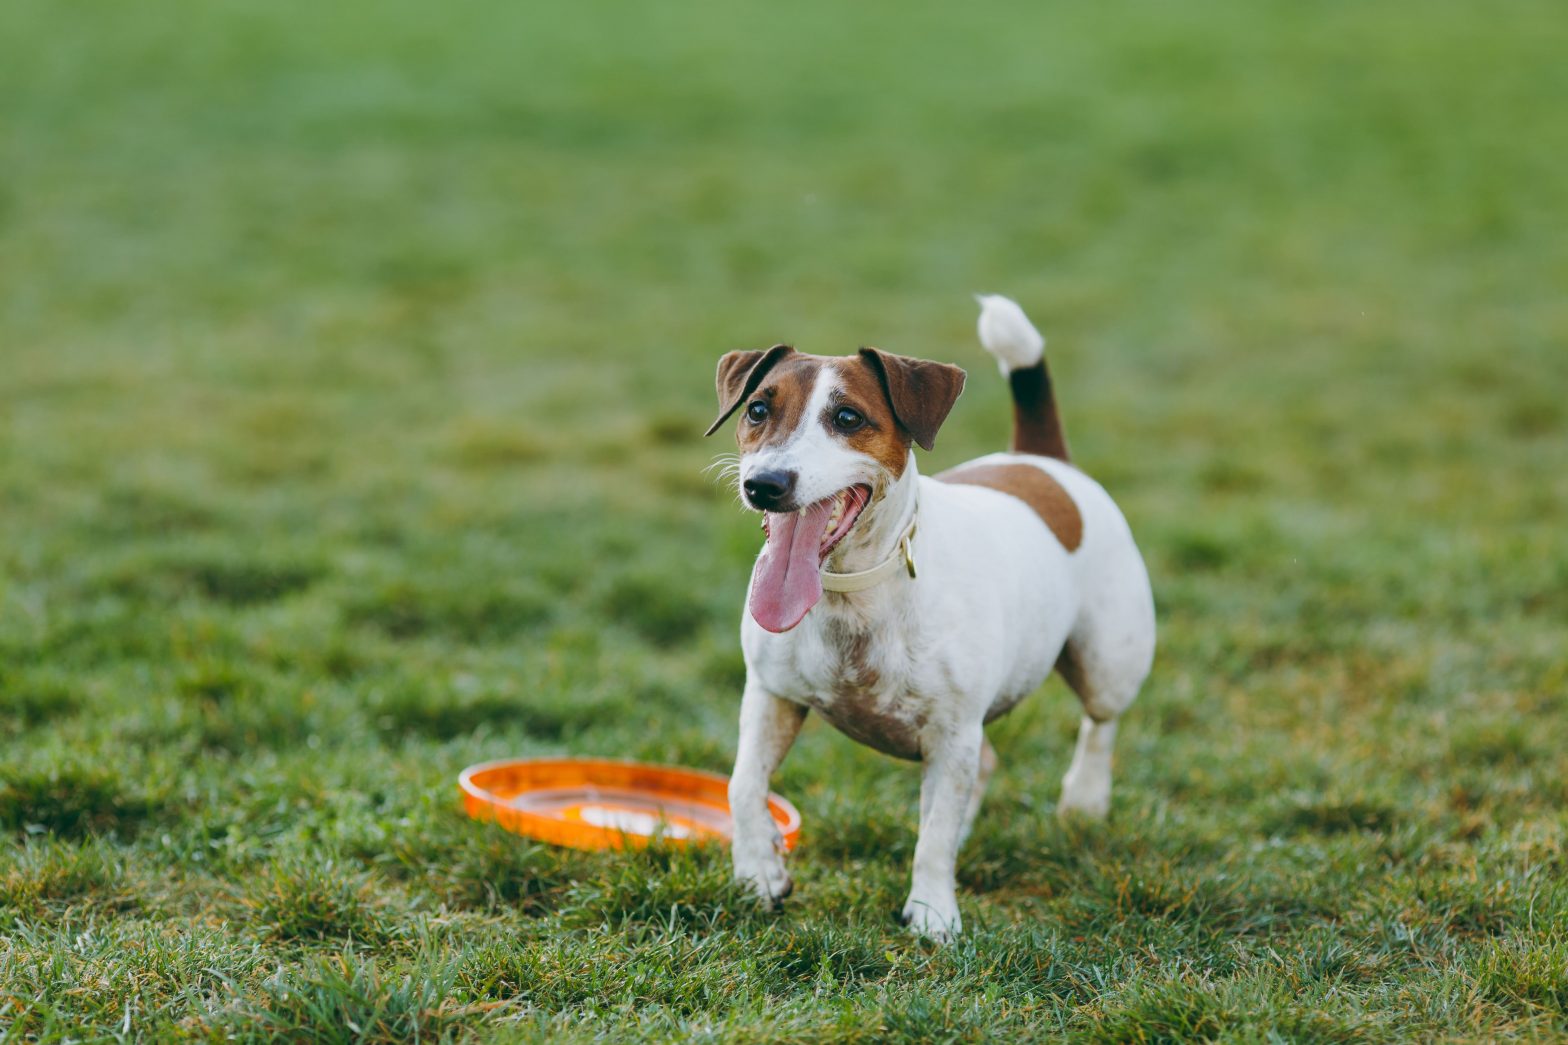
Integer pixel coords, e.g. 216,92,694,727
706,296,1155,940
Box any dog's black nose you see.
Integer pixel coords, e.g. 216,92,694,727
744,470,796,511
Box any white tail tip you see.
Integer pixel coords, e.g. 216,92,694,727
975,294,1045,374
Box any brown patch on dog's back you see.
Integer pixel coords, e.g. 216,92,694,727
937,461,1084,551
827,357,912,477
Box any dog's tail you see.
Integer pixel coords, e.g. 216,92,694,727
975,294,1069,461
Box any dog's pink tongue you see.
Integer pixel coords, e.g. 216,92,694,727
749,500,835,633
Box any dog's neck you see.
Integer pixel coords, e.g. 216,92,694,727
823,452,920,581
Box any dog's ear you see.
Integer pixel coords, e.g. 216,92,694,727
858,347,966,452
705,345,794,436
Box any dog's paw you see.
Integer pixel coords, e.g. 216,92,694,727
899,894,962,942
1057,769,1111,820
733,852,794,908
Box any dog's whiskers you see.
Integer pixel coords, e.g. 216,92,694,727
704,453,751,509
704,453,741,481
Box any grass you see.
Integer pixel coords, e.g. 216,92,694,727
1,0,1566,1039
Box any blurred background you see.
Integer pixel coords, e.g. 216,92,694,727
2,0,1567,1037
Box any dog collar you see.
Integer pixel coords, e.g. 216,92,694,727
819,514,918,593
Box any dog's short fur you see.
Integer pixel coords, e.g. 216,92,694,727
708,296,1155,939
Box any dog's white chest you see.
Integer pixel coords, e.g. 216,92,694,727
750,616,929,760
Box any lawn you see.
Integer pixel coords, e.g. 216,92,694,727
2,0,1567,1039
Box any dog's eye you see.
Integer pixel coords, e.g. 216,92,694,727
832,407,865,432
746,401,769,424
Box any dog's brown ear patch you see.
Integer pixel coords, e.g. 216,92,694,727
937,461,1083,551
858,347,966,451
706,345,794,436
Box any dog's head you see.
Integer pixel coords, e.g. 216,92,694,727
705,346,965,632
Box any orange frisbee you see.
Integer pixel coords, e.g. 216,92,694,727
459,757,801,852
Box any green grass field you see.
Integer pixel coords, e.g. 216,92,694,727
3,0,1567,1039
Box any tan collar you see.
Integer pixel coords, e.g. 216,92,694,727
819,512,917,593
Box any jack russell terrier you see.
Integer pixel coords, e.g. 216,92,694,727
705,296,1155,940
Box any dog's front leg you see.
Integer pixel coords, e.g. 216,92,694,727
901,722,983,941
728,683,807,907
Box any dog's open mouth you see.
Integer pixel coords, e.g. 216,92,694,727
751,484,872,634
818,484,871,558
763,484,871,562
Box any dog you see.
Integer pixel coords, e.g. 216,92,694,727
705,295,1155,939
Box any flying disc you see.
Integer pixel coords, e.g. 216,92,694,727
459,757,801,852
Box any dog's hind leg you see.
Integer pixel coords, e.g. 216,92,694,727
1058,711,1119,819
1054,554,1155,819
